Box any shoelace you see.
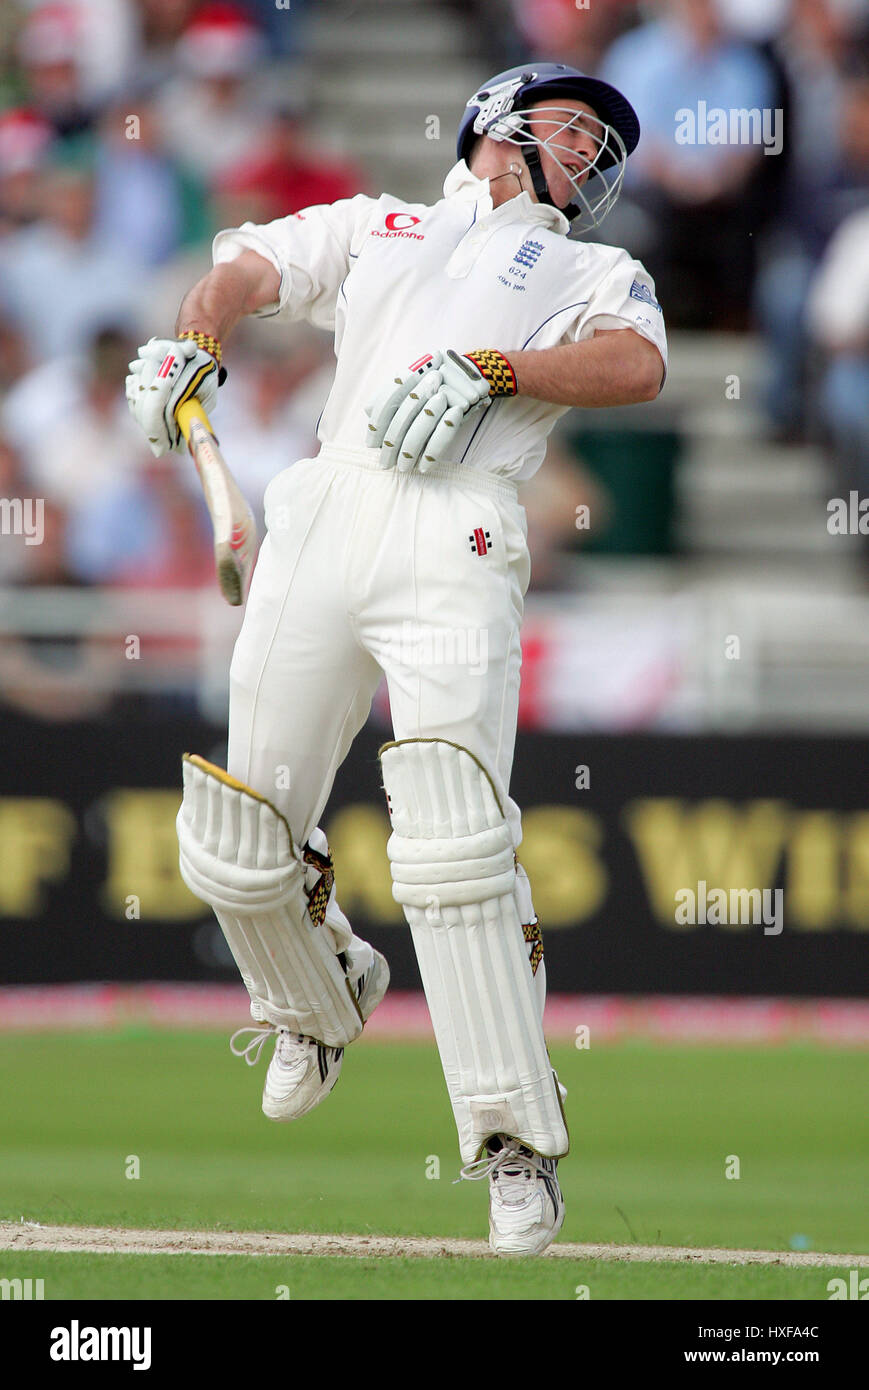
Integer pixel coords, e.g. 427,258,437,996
229,1026,275,1066
454,1141,532,1185
229,959,374,1068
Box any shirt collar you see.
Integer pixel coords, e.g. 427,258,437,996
442,159,570,235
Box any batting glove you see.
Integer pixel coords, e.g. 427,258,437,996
125,336,221,457
365,349,500,473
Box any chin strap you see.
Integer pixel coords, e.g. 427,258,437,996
521,142,582,223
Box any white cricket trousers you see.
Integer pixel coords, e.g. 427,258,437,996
227,444,531,852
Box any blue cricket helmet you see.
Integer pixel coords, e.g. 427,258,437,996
457,62,640,171
456,63,639,230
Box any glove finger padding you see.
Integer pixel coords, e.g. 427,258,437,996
365,348,493,471
381,373,445,471
364,378,411,447
397,391,450,472
421,399,488,469
365,354,444,449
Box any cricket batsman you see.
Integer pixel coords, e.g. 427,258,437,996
126,63,667,1256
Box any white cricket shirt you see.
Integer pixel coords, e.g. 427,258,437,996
213,160,668,482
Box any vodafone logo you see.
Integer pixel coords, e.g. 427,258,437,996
385,212,420,231
372,211,424,241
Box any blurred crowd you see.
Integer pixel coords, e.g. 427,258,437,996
494,0,869,463
1,0,869,713
0,0,359,617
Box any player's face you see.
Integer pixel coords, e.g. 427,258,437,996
525,98,603,210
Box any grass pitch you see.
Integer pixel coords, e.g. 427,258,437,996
0,1032,866,1299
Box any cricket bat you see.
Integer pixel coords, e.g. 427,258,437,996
176,397,256,607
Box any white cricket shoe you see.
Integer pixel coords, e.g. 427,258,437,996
461,1135,565,1256
230,949,389,1121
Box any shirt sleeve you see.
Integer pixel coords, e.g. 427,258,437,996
212,193,378,332
571,250,669,387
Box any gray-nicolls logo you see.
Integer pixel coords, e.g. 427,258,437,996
50,1321,152,1370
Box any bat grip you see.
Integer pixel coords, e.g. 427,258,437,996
177,396,215,443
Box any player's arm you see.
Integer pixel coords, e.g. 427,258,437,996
507,328,665,407
175,250,281,342
126,251,280,458
129,193,367,460
133,199,366,456
365,330,664,471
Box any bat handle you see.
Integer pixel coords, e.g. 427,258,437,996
176,396,215,444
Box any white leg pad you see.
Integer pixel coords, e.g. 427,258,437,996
380,738,569,1163
176,754,364,1046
